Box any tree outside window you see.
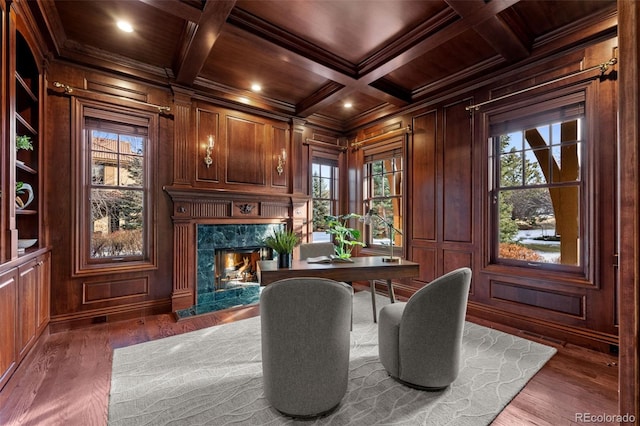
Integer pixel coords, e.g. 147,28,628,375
90,131,145,258
363,151,403,250
491,104,584,268
311,156,339,242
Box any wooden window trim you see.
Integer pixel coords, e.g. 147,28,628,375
483,87,595,282
72,98,158,276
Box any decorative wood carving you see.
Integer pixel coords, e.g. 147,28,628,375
234,202,257,216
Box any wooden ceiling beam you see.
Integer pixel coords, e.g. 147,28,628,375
227,7,357,78
228,6,422,114
295,82,346,117
446,0,530,62
360,0,521,83
174,0,237,85
137,0,204,23
283,0,522,116
35,0,67,56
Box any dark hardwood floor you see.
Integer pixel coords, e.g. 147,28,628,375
0,291,618,426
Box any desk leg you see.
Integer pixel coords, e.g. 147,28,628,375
370,280,377,323
387,280,396,303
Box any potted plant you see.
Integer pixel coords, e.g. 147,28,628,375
324,213,366,259
264,228,300,268
16,134,33,152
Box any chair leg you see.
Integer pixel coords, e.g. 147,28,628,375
371,280,377,322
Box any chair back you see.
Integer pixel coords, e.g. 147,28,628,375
260,277,353,417
298,242,335,260
399,267,472,386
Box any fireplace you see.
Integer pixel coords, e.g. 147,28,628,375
175,223,282,318
163,186,302,314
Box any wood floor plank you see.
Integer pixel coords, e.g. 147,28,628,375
0,302,618,426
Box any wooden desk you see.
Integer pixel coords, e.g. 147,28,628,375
257,256,420,322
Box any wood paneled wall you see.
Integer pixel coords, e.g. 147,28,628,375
43,27,619,355
347,37,619,352
45,62,176,327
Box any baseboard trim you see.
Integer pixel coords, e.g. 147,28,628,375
49,298,171,332
466,302,618,353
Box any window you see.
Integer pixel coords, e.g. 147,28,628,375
489,94,585,270
75,100,156,274
363,144,403,250
311,155,339,242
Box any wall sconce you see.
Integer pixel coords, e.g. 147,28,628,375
204,135,214,168
277,148,286,175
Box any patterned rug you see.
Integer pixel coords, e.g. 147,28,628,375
108,291,556,425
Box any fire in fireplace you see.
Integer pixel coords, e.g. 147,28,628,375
215,247,272,290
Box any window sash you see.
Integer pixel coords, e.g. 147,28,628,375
363,147,403,250
489,96,586,272
311,155,340,237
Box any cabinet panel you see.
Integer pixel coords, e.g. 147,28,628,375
0,268,18,390
37,253,50,330
17,259,38,359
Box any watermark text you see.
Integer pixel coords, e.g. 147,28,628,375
575,412,636,423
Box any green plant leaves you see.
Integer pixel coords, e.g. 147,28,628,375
264,229,300,254
324,213,365,258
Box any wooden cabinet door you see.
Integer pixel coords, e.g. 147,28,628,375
17,259,38,360
0,268,18,390
36,253,50,331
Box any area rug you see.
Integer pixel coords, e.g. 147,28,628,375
108,292,556,425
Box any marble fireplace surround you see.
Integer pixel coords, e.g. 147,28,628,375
174,223,283,317
164,186,304,313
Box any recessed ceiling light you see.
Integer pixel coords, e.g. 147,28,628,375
117,20,134,33
251,83,262,92
344,102,353,108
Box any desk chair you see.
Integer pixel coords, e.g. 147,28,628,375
298,242,335,260
378,267,472,390
261,277,353,417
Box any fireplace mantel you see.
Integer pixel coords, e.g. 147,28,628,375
164,185,310,220
164,185,310,311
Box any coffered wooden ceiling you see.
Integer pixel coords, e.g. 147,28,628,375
32,0,616,131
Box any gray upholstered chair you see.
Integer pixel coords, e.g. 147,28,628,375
260,277,353,418
298,242,335,260
298,241,357,325
378,267,472,390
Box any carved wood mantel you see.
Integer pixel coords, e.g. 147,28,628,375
163,186,305,311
